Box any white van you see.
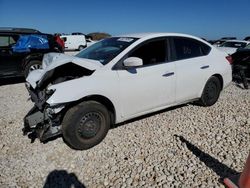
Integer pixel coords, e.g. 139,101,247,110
60,35,87,51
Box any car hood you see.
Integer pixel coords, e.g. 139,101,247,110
26,53,103,88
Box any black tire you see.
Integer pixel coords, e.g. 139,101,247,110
24,60,42,78
62,101,110,150
78,45,85,51
198,76,222,106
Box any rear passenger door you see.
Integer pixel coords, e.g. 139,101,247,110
170,37,212,103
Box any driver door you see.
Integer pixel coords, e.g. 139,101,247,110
116,38,176,119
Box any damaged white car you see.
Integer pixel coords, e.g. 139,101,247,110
24,33,232,150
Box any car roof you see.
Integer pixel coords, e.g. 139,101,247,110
223,40,250,43
60,35,85,37
0,27,41,34
117,32,203,40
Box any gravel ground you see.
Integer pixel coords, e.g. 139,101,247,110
0,81,249,187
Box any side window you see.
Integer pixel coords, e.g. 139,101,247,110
129,39,167,66
0,35,19,47
173,37,211,61
0,36,10,47
62,37,67,42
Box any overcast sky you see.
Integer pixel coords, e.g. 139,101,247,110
0,0,249,40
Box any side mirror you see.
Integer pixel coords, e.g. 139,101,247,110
123,57,143,67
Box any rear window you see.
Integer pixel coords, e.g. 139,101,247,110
173,37,211,61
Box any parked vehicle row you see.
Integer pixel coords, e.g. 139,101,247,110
216,40,250,55
210,37,237,47
23,33,232,150
209,36,250,45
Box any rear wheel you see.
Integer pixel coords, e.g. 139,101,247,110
78,45,85,51
62,101,110,150
198,76,222,106
24,60,42,78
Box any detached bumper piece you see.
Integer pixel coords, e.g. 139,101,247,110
23,106,61,142
25,83,47,110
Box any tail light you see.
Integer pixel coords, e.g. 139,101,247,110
226,55,233,64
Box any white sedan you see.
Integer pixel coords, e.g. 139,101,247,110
24,33,232,150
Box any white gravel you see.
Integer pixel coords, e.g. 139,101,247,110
0,82,249,187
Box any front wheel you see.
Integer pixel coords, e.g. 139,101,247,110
198,76,222,106
24,60,42,78
62,101,110,150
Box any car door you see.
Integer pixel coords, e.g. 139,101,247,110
0,34,22,77
116,38,176,119
171,37,212,103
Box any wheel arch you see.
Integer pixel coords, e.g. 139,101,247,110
199,74,224,97
78,45,86,50
211,73,224,90
22,53,44,68
72,95,116,126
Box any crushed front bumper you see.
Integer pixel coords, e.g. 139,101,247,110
23,106,62,142
24,79,67,142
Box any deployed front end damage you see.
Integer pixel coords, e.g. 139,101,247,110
23,52,102,141
23,102,64,142
23,79,66,141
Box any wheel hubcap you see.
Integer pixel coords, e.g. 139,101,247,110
29,64,42,73
78,112,102,139
206,82,217,100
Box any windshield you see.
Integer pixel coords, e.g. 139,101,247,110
76,37,138,65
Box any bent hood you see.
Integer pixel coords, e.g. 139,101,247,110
42,53,103,70
27,53,103,88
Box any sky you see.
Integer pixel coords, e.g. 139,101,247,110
0,0,249,40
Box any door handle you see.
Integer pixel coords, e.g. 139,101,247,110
162,72,174,77
201,65,209,69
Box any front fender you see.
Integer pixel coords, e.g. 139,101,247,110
46,72,121,118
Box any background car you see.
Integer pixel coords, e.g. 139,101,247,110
244,36,250,41
24,33,232,150
0,27,64,78
211,37,237,46
231,43,250,84
71,32,85,35
60,34,87,51
216,40,250,54
220,37,237,40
